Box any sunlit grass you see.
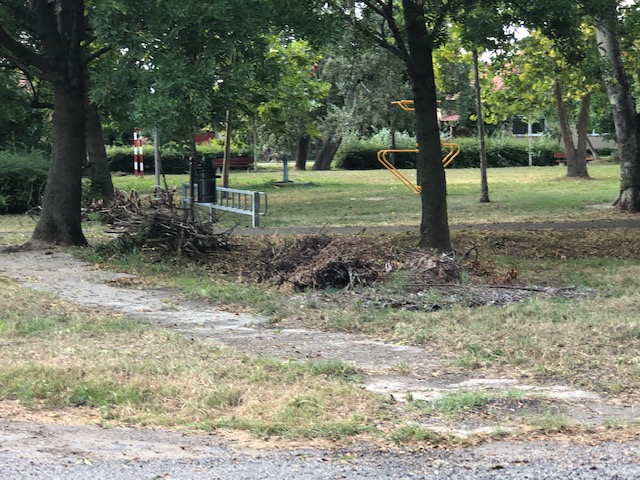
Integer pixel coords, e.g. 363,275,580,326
109,164,623,229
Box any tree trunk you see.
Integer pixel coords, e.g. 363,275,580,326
31,0,88,246
554,78,589,178
84,92,115,203
296,133,309,171
554,78,575,164
403,0,451,252
32,80,88,246
595,2,640,210
312,135,341,170
473,50,490,203
222,109,232,188
573,93,591,178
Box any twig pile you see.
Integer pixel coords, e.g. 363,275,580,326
93,189,229,259
87,189,145,226
143,212,229,259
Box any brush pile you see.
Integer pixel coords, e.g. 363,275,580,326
258,235,462,290
92,189,229,259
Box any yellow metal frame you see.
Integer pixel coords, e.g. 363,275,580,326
391,99,415,111
376,142,461,195
377,101,461,194
441,141,460,168
377,149,421,194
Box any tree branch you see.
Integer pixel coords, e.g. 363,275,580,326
84,45,112,65
361,0,410,63
0,24,50,76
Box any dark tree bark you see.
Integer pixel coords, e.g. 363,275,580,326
312,135,342,170
402,0,451,252
473,50,490,203
27,0,88,246
296,133,310,171
84,90,115,203
32,74,88,245
595,1,640,210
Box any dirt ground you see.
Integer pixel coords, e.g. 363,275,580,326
2,223,640,477
0,246,638,439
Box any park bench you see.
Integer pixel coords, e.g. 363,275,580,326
553,152,593,165
211,156,255,171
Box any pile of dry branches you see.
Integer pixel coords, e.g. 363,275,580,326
93,189,229,259
258,235,462,291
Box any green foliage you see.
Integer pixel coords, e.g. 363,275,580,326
0,151,49,213
336,136,559,170
256,37,331,153
0,72,49,152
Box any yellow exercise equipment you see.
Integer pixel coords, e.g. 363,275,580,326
377,100,460,194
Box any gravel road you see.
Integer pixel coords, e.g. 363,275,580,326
1,420,639,479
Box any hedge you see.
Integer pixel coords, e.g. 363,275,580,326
335,137,560,170
106,144,253,174
0,150,49,213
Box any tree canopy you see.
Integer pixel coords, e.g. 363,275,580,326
1,0,640,247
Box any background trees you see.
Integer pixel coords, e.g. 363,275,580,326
1,0,639,248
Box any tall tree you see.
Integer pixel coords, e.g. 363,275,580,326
313,41,413,170
326,1,452,250
592,0,640,210
487,30,597,178
0,0,89,246
514,0,640,208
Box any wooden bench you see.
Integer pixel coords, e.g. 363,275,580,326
211,156,255,171
553,152,593,165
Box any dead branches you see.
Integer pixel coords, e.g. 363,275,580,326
92,189,229,259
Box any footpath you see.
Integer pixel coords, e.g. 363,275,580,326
0,220,640,478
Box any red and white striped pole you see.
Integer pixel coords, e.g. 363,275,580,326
133,128,144,177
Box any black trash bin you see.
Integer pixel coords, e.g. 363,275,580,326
196,166,218,203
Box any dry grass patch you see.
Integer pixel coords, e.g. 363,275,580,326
0,278,385,439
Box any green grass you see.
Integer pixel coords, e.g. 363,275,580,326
0,279,386,439
108,164,624,229
2,164,640,443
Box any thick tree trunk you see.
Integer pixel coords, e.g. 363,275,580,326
312,135,341,170
32,80,88,246
84,92,115,203
296,133,309,171
403,0,451,252
473,50,490,203
30,0,88,246
595,2,640,210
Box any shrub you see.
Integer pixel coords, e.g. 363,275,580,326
336,136,560,170
0,151,49,213
106,144,253,175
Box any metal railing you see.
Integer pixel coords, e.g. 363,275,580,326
181,184,268,227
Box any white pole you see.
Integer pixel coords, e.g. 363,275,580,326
528,119,533,167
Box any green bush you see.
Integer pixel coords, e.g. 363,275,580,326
336,136,560,170
0,151,49,213
106,144,253,175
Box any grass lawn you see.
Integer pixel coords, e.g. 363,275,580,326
1,163,640,444
112,163,624,229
